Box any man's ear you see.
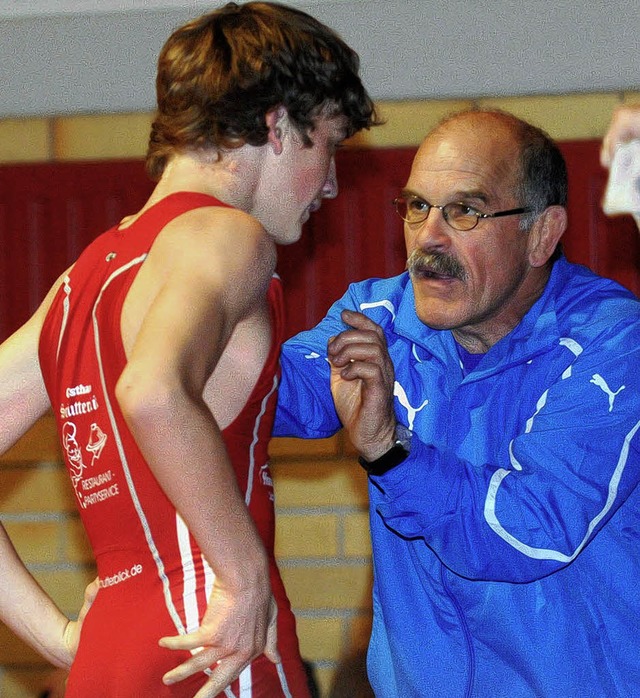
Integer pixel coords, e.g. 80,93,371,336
266,106,287,155
527,205,568,267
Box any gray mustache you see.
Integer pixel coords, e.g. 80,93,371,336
407,250,467,281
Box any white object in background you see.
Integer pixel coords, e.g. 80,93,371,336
603,140,640,222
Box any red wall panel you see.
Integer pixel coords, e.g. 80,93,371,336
559,141,640,296
0,142,638,344
0,160,153,341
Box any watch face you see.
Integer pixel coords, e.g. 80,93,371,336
394,424,413,451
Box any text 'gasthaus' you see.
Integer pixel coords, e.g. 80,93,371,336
66,384,91,398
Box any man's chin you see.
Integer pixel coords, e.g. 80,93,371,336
413,302,460,331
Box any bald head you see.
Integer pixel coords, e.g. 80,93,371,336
423,110,568,230
427,110,518,141
419,112,523,209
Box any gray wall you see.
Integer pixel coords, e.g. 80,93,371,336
1,0,639,118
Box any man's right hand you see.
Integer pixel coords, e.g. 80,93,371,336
327,309,398,462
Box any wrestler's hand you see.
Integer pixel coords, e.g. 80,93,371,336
159,581,279,698
61,576,99,667
327,309,397,461
601,103,640,168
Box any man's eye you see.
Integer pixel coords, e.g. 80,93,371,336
409,198,429,212
451,203,481,217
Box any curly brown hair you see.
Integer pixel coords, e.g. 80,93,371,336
146,1,379,180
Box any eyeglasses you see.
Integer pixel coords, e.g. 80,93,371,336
393,194,531,232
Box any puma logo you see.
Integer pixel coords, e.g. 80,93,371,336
590,374,625,412
394,381,428,429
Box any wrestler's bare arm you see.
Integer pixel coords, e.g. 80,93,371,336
116,207,278,696
0,270,96,668
0,276,59,453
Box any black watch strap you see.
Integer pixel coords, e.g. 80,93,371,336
358,425,412,476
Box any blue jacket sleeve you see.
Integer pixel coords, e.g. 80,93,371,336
371,317,640,583
274,289,358,439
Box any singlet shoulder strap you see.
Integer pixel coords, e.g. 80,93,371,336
126,191,234,235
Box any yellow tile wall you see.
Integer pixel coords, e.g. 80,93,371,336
0,119,51,163
271,446,372,696
477,93,621,141
52,113,153,161
2,91,638,164
0,90,637,697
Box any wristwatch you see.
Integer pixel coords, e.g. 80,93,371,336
358,424,412,476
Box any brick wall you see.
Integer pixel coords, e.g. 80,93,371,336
1,90,639,697
0,417,94,698
271,434,372,693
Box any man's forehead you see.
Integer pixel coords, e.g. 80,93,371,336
426,114,518,154
411,117,520,188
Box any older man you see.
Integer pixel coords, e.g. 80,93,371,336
275,110,640,697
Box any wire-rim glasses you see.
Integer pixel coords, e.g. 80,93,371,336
393,193,532,232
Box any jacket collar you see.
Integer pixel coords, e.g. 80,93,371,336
393,258,568,377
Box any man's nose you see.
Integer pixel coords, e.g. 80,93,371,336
408,206,452,250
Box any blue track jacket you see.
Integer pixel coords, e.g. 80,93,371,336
274,257,640,697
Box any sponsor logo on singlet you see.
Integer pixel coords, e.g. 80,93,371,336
61,384,118,509
99,563,143,589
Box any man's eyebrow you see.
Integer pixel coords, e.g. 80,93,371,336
400,188,490,204
438,189,490,205
400,188,425,199
457,189,490,204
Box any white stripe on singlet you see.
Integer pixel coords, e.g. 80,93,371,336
239,665,252,697
177,514,222,682
244,374,279,506
176,514,199,632
55,275,72,362
91,255,185,635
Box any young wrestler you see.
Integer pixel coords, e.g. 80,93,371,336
0,3,376,696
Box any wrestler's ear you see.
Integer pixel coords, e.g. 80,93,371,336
266,106,287,155
527,205,567,268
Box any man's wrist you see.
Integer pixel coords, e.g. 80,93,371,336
358,424,412,476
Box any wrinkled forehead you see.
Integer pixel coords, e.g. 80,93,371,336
412,115,522,195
